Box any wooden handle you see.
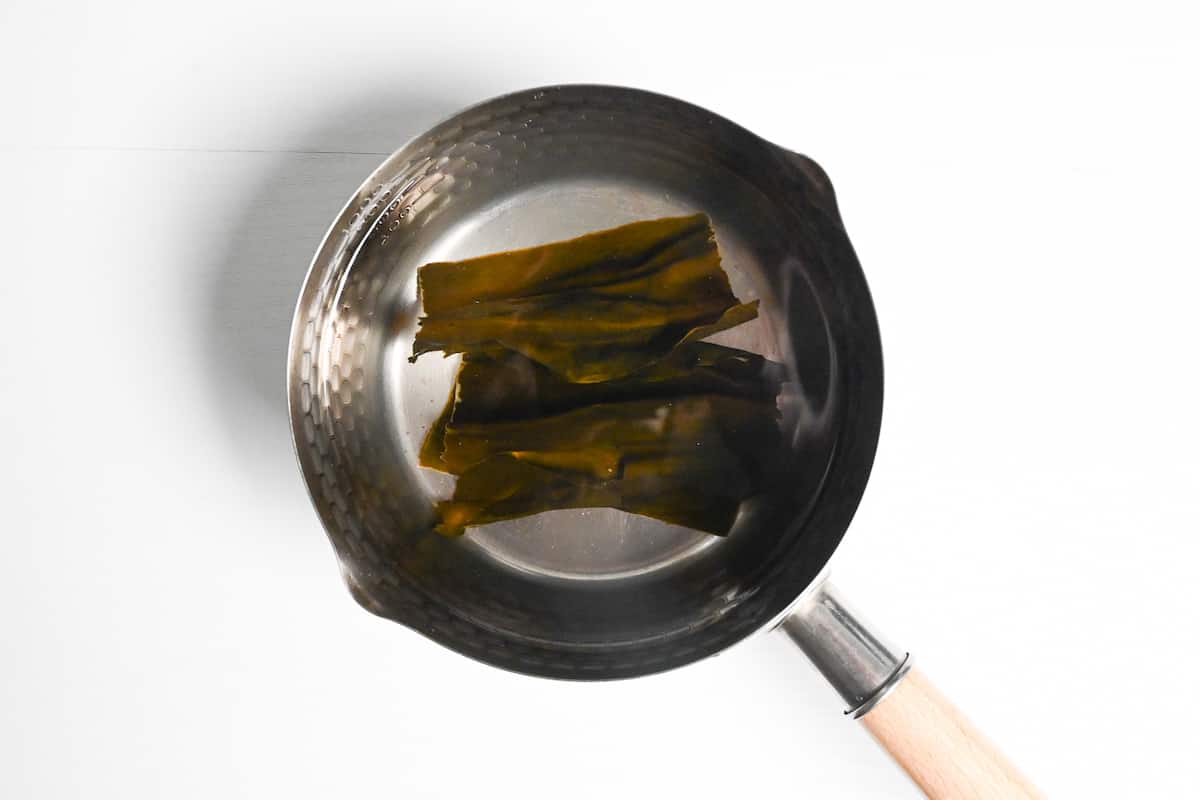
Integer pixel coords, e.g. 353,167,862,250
861,668,1045,799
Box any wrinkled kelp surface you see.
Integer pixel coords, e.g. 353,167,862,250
410,215,784,537
412,214,755,383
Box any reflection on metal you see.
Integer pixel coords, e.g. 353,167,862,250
781,581,910,718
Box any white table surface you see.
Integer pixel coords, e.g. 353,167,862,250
3,2,1198,797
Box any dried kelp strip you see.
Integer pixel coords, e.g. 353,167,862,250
435,454,754,537
451,342,785,423
438,394,774,476
411,214,747,383
430,394,781,535
416,214,720,313
418,344,786,479
408,214,785,537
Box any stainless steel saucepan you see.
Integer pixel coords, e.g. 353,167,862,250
287,84,1042,799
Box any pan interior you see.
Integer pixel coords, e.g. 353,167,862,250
386,181,781,581
288,86,879,678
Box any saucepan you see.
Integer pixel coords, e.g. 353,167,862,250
287,84,1041,798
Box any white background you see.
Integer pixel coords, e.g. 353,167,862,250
2,1,1198,797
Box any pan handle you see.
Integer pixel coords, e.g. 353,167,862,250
780,582,1044,799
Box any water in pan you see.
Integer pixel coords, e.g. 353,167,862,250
381,177,786,581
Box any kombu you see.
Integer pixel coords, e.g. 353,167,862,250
410,214,785,536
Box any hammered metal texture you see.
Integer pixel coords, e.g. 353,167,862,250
287,85,882,679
